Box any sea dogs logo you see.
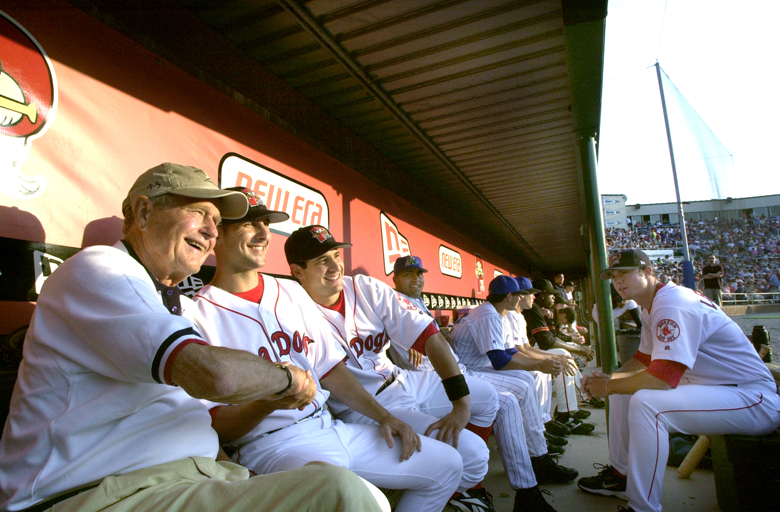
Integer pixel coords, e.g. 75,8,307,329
0,11,57,199
656,319,680,342
310,226,332,243
609,252,622,267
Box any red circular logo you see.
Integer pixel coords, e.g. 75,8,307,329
656,319,680,342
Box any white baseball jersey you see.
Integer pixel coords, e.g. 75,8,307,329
316,274,439,405
504,310,579,416
314,275,497,492
190,276,345,439
604,281,780,512
638,282,773,385
189,276,463,512
450,302,507,368
0,242,217,511
387,293,461,372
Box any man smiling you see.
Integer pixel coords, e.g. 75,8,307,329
0,164,386,512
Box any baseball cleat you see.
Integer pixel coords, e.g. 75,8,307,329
449,488,496,512
544,431,568,446
531,454,578,484
577,464,628,500
513,486,558,512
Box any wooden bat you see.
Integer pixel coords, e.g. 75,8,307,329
677,435,710,479
0,94,37,124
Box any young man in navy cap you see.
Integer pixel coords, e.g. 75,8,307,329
286,228,500,512
578,249,780,512
451,275,580,511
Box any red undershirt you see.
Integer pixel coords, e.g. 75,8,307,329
233,275,265,304
633,351,687,387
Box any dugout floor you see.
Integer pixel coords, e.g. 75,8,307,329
475,358,720,512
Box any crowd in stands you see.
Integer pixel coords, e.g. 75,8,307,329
606,215,780,303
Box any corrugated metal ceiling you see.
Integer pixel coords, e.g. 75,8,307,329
78,0,606,273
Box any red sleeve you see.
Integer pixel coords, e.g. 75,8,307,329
646,359,688,388
410,321,440,355
633,350,652,367
208,405,223,425
163,339,209,385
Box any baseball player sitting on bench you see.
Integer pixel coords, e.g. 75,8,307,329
506,278,589,434
391,259,572,512
188,188,463,512
579,249,780,512
0,164,386,512
286,226,500,512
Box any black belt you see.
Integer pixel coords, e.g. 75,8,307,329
375,374,396,395
19,480,101,512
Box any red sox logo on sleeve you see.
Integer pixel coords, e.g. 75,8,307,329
396,292,419,311
310,226,332,242
656,319,680,342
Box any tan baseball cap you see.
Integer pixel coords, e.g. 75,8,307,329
122,162,249,219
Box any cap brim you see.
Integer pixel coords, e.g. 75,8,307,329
599,266,639,280
221,209,290,225
519,288,540,295
170,188,249,219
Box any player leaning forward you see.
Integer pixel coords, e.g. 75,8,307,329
188,188,462,512
579,249,780,512
0,164,386,512
286,225,500,512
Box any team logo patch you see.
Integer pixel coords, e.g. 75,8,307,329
609,253,622,267
310,226,332,242
240,188,265,207
396,292,418,311
656,319,680,342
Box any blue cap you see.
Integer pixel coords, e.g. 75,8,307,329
488,275,520,295
393,255,428,274
514,276,540,294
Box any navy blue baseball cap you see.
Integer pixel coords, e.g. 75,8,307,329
599,249,652,280
393,255,428,274
514,276,540,295
489,275,520,295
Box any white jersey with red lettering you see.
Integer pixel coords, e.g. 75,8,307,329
317,274,440,402
315,274,499,492
189,276,463,512
605,281,780,512
190,276,344,438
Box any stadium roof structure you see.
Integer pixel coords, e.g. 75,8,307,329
71,0,607,274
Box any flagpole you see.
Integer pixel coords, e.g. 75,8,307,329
655,61,695,289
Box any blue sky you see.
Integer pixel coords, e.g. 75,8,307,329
597,0,780,205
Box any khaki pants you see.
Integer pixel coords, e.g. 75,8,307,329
45,458,387,512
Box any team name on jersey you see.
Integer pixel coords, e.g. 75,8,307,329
257,330,314,361
349,331,387,357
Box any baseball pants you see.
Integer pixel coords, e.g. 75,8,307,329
340,369,498,492
530,371,552,423
469,368,548,457
609,381,780,512
546,348,582,415
232,411,461,512
43,457,388,512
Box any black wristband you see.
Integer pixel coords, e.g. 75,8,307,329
275,364,293,395
441,374,469,402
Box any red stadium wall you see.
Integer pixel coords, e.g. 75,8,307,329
0,1,525,334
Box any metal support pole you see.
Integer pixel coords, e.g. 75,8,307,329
656,62,695,289
577,134,617,374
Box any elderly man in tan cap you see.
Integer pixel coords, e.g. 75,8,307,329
0,163,387,512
